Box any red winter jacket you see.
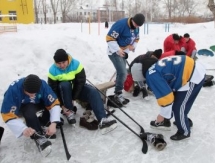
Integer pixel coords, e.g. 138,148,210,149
185,38,196,57
163,34,186,52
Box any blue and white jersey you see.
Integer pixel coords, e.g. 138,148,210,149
145,55,205,107
1,78,61,137
106,18,140,54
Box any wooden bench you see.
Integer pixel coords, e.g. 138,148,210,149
76,81,115,108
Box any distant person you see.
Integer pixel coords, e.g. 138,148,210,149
163,34,186,52
183,33,197,59
1,74,61,156
106,13,145,106
48,49,117,134
131,55,205,141
105,20,109,28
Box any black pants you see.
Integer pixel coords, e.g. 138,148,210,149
20,103,50,133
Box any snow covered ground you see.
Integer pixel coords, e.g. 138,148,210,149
0,21,215,163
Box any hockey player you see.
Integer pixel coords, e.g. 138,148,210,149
131,55,205,140
1,74,61,156
48,49,117,134
106,13,145,106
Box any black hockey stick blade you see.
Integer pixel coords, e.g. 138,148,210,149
0,126,4,142
141,138,148,154
59,125,71,160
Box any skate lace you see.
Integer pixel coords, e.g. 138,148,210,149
116,94,125,103
34,132,48,145
100,118,109,125
147,134,156,144
64,110,75,120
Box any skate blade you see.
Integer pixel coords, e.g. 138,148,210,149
100,123,117,135
41,145,52,157
150,126,171,131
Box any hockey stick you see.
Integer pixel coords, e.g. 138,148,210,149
87,79,145,135
86,79,148,153
0,126,4,142
105,104,148,154
59,124,71,160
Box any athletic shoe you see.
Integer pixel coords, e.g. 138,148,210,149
34,132,52,157
99,118,117,134
170,131,190,141
150,118,171,130
173,118,193,128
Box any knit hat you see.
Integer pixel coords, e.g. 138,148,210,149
54,49,68,63
153,49,162,59
23,74,41,93
172,34,180,41
132,13,145,26
184,33,190,38
141,57,158,77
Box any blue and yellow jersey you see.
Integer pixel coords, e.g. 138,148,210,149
145,55,195,107
106,18,140,52
1,78,60,123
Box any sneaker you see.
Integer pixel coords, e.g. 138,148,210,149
170,131,190,141
150,118,171,131
114,93,129,105
63,109,76,125
34,132,52,157
99,118,117,134
173,118,193,128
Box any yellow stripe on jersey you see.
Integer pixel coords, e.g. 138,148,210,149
106,35,116,42
157,92,174,106
1,112,19,122
182,57,194,86
46,99,60,110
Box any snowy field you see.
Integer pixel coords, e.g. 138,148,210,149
0,22,215,163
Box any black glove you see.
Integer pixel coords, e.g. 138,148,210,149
124,52,128,59
146,132,167,151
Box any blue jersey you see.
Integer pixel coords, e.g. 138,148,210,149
106,18,140,53
1,78,60,123
145,55,195,107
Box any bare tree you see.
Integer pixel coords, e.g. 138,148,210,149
34,0,42,23
41,0,48,24
59,0,76,23
50,0,60,24
208,0,215,22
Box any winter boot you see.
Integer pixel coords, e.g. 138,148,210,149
79,110,99,130
33,132,52,157
0,126,4,144
99,118,117,134
141,87,149,100
150,118,171,131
